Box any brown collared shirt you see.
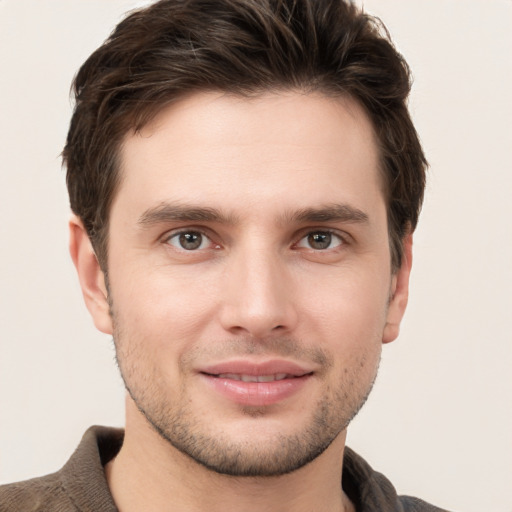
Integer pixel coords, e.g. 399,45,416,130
0,426,451,511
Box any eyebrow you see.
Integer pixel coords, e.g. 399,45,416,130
138,202,238,226
137,201,369,228
284,203,369,225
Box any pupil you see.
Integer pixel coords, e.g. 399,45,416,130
309,232,331,250
179,232,202,250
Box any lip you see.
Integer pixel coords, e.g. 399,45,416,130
198,359,314,407
200,359,314,377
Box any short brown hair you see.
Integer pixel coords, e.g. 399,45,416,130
63,0,427,271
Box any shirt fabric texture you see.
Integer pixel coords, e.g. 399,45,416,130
0,426,450,511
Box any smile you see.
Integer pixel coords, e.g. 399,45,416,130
198,361,315,406
213,373,293,382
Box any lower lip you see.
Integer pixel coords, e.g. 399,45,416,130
200,374,311,407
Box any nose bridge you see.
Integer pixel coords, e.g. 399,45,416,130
220,236,297,336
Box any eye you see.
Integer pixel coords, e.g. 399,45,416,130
166,230,212,251
296,231,344,250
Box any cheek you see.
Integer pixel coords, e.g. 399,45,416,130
301,266,391,341
109,264,220,352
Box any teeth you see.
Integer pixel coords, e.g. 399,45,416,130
222,373,241,381
216,373,291,382
256,375,275,382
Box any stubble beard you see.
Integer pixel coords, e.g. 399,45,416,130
111,320,380,478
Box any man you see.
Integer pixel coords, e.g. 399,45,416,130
0,0,449,510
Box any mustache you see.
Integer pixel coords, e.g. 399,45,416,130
110,314,332,370
180,336,332,369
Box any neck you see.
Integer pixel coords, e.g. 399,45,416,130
105,400,355,512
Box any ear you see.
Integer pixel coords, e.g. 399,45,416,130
382,234,413,344
69,215,113,335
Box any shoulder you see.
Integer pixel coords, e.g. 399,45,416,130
0,426,123,512
399,495,452,512
343,447,452,512
399,495,453,512
0,471,75,512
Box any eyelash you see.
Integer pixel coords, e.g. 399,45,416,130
294,230,346,251
162,228,348,252
163,229,218,251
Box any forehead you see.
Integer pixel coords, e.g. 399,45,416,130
114,91,383,222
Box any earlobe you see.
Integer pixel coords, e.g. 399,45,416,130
69,215,113,335
382,234,413,344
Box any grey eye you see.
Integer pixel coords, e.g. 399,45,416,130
297,231,343,250
168,231,208,250
308,232,331,250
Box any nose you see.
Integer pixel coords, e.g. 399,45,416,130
219,245,298,338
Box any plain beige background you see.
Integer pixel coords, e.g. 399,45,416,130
0,1,511,511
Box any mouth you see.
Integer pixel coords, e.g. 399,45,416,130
209,373,298,382
198,360,314,406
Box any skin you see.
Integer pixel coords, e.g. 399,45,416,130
70,91,412,512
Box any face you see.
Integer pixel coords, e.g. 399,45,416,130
74,91,411,477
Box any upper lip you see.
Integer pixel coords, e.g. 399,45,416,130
199,359,315,377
